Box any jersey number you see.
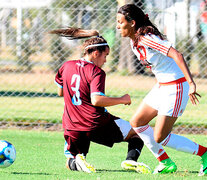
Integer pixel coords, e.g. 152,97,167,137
71,74,82,105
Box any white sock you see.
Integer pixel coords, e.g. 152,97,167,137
64,141,74,158
160,133,199,154
133,125,166,159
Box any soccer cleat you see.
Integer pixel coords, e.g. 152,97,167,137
153,158,177,174
75,154,96,173
121,160,151,174
66,158,77,171
198,151,207,176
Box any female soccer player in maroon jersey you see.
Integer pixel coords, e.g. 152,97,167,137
52,28,150,173
116,4,207,175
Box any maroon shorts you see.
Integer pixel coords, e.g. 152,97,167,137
64,120,123,156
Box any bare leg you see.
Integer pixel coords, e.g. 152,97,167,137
130,101,157,127
130,102,170,161
154,115,177,143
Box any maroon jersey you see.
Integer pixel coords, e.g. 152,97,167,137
55,59,113,131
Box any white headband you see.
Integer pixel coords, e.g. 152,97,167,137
85,43,108,50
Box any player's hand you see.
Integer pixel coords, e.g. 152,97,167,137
121,94,131,105
188,82,201,105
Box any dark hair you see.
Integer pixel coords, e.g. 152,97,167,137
83,36,109,56
118,4,165,44
49,27,109,55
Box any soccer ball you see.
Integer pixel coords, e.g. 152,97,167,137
0,140,16,168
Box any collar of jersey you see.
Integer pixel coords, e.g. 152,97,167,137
80,58,94,64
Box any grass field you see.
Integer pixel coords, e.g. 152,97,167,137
1,72,207,127
0,129,206,180
0,92,207,127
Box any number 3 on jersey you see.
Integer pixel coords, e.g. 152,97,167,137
71,74,82,105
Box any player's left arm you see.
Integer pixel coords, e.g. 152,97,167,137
91,94,131,107
167,47,201,105
90,68,131,107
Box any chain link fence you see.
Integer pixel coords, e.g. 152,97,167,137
0,0,207,133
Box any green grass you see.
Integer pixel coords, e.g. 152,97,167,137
0,129,206,180
1,67,207,126
0,90,207,126
0,74,207,126
0,97,64,123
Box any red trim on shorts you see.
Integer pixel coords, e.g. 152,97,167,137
159,77,186,86
172,83,183,117
197,145,207,157
157,152,169,162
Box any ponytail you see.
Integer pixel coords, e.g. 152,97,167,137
49,27,109,55
49,27,99,40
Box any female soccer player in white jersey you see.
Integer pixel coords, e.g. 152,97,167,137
117,4,207,176
51,28,150,174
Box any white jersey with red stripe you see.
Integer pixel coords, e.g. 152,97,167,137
130,34,184,83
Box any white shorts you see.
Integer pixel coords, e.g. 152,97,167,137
143,81,189,117
115,119,132,139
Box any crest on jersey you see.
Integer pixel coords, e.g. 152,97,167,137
135,46,152,69
140,60,152,68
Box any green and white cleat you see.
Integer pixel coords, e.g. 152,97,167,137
153,158,177,174
121,160,151,174
198,151,207,176
75,154,96,173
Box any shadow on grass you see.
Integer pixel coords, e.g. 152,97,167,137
96,169,136,173
0,91,58,97
176,170,199,175
11,171,57,176
97,169,199,175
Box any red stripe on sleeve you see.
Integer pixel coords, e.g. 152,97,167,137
141,37,169,55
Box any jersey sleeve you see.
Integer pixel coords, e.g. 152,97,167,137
90,68,106,97
55,64,64,88
140,34,172,56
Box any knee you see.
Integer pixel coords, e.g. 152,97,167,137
154,134,164,143
130,119,138,127
130,118,145,128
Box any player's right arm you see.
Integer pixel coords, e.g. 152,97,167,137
58,87,63,96
55,63,64,97
91,94,131,107
168,47,201,105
